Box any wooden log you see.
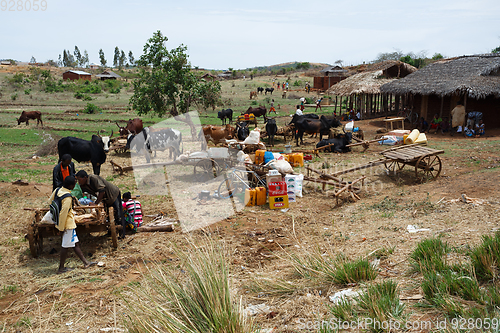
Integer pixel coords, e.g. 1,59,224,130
136,225,174,232
345,138,381,148
334,176,366,205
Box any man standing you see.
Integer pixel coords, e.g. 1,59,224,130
75,170,126,238
450,101,465,136
50,176,95,274
53,154,76,191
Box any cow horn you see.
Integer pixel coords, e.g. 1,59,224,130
115,122,121,129
97,130,101,137
110,130,114,138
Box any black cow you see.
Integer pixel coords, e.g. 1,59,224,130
58,136,107,175
289,114,340,146
257,87,264,94
265,118,278,147
265,87,274,95
217,109,233,125
235,122,250,141
316,132,353,153
126,127,183,163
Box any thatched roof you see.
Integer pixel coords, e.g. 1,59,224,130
326,70,396,96
95,70,121,79
380,54,500,99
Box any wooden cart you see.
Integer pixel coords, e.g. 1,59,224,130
25,204,120,258
331,144,444,183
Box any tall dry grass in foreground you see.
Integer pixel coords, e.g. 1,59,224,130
122,239,252,333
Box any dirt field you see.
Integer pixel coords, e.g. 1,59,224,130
0,68,499,332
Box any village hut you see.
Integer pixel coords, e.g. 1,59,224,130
62,70,91,81
380,54,500,127
95,70,121,81
326,61,417,117
314,65,348,91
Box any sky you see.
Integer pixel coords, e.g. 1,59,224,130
1,0,499,70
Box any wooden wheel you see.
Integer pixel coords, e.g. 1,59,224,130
108,207,118,248
415,155,442,182
27,224,39,258
194,159,221,182
384,159,405,176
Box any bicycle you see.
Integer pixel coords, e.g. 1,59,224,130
397,107,419,125
217,167,267,199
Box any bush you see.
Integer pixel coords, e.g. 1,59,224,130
24,89,31,95
83,103,102,114
44,80,64,93
11,93,18,101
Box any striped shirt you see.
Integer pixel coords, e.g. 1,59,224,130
123,200,143,226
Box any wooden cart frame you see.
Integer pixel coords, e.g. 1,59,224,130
330,144,444,183
26,205,120,258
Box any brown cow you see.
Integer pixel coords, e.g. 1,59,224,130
249,91,257,99
244,106,267,120
17,111,43,127
116,118,144,136
200,124,235,150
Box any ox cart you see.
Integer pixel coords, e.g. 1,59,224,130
331,144,444,183
25,204,119,258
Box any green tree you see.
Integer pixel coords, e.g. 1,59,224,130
492,46,500,54
113,46,120,68
74,46,82,67
119,50,126,69
128,51,135,67
99,49,106,67
432,53,444,60
130,30,221,138
30,56,36,64
82,50,89,67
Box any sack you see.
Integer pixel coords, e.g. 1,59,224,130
457,126,462,133
41,211,55,224
49,188,72,227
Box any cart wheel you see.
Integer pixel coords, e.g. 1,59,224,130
27,225,38,258
108,207,118,249
194,159,221,182
384,160,405,176
415,155,442,182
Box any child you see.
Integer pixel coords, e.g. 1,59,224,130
50,176,96,274
315,97,323,111
418,117,428,133
440,117,450,133
122,192,143,228
269,99,276,114
475,120,485,137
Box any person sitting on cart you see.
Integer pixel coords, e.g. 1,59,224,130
52,154,75,191
75,170,126,239
122,192,143,228
50,176,96,274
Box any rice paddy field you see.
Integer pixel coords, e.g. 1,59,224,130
1,65,500,332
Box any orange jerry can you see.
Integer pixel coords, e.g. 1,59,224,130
290,153,304,167
245,188,256,206
255,187,266,205
255,150,266,165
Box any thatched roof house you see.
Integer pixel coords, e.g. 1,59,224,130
325,61,417,118
381,54,500,126
326,70,395,96
95,70,121,80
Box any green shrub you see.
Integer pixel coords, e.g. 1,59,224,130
11,93,18,101
83,103,102,114
24,88,31,95
44,80,64,93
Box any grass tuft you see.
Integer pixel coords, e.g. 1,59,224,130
409,237,449,273
122,239,252,333
289,250,377,286
469,232,500,282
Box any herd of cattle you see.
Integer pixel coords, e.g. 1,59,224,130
15,106,353,174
